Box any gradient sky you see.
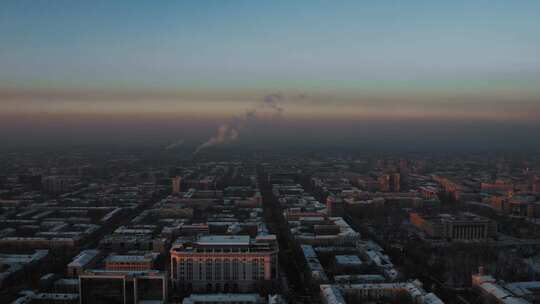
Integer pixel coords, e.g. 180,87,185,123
1,1,539,149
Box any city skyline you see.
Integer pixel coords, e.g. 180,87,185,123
2,2,540,303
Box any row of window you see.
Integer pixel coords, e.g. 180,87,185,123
178,260,265,281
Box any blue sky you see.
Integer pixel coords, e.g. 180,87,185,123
1,0,539,92
1,1,540,149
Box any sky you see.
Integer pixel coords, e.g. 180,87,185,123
1,1,539,150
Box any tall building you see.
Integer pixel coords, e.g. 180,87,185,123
533,178,540,193
390,173,400,192
378,173,400,192
172,176,182,194
326,196,345,217
170,235,279,292
379,174,390,192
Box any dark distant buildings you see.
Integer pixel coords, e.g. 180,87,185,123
533,178,540,193
41,176,73,194
18,174,42,191
0,250,49,289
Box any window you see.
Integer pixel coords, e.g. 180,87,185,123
214,259,221,281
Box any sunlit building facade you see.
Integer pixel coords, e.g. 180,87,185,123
170,235,278,292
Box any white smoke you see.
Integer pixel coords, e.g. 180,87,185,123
194,93,288,154
194,124,239,154
165,139,184,150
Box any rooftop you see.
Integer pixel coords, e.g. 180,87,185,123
68,249,99,268
197,235,250,246
335,255,362,266
106,253,157,264
183,293,262,304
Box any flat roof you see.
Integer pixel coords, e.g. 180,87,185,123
184,293,261,303
106,254,154,263
197,235,250,246
335,255,362,265
68,249,99,267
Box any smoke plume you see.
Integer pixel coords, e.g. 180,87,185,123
194,93,288,154
194,124,239,154
263,93,285,116
165,139,184,150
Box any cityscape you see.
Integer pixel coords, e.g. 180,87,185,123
2,150,540,303
1,1,540,304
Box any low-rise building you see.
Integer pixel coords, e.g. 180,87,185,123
410,212,497,241
1,250,49,288
472,271,530,304
104,252,159,271
67,250,100,277
182,293,263,304
320,281,444,304
79,269,167,304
